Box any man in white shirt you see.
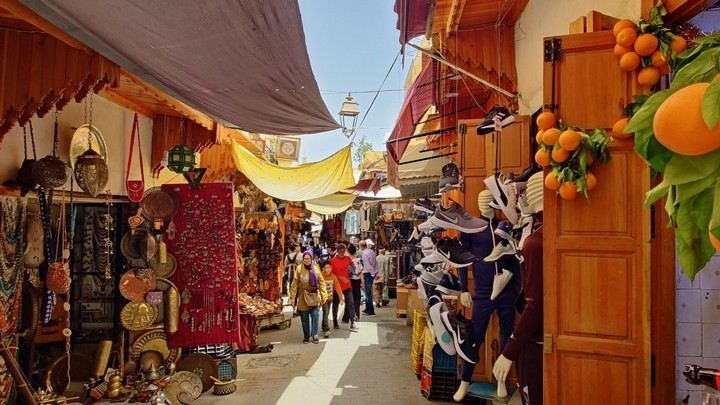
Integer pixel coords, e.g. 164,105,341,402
360,239,378,316
374,247,390,307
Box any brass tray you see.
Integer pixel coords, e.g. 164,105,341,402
119,268,157,301
148,252,177,278
120,229,156,261
120,301,158,331
142,187,179,224
69,124,107,169
177,353,217,393
170,371,203,400
131,330,181,366
45,353,94,395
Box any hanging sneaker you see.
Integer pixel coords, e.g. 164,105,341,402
435,272,462,296
476,105,516,135
484,173,518,225
418,218,436,233
516,191,534,217
439,163,460,190
421,265,446,286
408,226,422,242
430,202,488,234
414,198,437,214
483,240,517,263
436,238,477,268
420,251,445,265
426,289,444,307
429,302,457,356
515,216,535,250
440,309,478,364
490,269,514,300
512,165,542,186
494,220,514,242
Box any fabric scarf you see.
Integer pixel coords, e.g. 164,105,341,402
303,251,318,288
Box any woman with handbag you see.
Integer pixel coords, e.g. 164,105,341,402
290,251,328,344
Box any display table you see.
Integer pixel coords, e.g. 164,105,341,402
396,287,409,317
406,288,424,326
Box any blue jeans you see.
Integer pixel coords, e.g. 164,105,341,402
299,306,319,339
363,273,375,314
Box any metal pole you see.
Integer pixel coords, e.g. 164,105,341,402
406,42,517,99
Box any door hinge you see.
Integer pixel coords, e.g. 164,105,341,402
543,333,552,354
544,38,562,62
651,353,656,387
458,123,467,136
650,205,656,240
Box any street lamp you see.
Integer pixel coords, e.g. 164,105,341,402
339,93,360,138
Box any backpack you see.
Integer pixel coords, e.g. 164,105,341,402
285,253,298,277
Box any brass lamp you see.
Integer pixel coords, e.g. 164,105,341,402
339,93,360,138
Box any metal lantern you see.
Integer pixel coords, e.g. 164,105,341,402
74,149,109,197
32,155,68,189
339,93,360,138
167,145,196,174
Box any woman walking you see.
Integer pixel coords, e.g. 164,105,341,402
290,251,328,343
346,244,363,323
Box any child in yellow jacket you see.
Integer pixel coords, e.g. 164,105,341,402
320,260,343,337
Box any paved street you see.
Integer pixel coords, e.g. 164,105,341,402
194,300,521,405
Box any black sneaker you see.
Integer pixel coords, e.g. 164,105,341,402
477,105,515,135
414,198,436,215
426,289,444,307
435,238,477,268
512,165,542,185
439,163,460,189
440,309,479,364
435,272,462,296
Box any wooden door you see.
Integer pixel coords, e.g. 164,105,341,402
542,30,652,404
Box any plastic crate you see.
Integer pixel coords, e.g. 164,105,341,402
432,344,458,374
420,366,460,401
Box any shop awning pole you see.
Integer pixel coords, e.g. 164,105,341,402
385,126,455,144
398,151,456,165
406,43,517,99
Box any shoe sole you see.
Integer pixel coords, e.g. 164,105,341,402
414,205,435,214
483,247,516,263
440,312,476,364
477,116,516,134
430,216,487,234
436,249,475,268
494,228,513,241
429,303,456,355
490,271,514,300
484,175,519,224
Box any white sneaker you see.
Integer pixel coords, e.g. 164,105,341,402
484,240,516,263
418,218,435,232
420,236,435,256
490,269,513,300
516,216,535,250
408,226,421,242
484,173,518,224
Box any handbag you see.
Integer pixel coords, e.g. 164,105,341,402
303,289,320,307
126,113,145,202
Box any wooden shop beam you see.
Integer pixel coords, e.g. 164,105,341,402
0,0,91,52
445,0,466,36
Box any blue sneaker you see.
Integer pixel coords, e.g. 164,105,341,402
494,220,514,242
435,272,462,296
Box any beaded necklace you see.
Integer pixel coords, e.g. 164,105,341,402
0,198,27,296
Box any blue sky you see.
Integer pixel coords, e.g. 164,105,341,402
297,0,412,164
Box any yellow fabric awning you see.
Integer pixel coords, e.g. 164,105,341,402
305,193,357,215
231,140,355,201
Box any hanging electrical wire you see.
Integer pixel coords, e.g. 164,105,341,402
349,51,401,144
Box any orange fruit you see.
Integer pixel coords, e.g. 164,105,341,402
559,129,581,151
651,50,668,67
559,182,578,200
536,112,556,131
535,149,551,167
619,52,641,71
613,19,637,37
659,64,671,76
634,33,659,56
586,150,594,166
671,35,688,54
653,82,720,156
612,117,633,139
614,44,633,59
545,173,561,190
551,147,570,163
536,129,545,144
543,128,561,146
616,28,638,48
586,172,598,191
638,66,661,87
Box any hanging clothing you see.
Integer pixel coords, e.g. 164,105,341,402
360,204,371,232
344,208,360,235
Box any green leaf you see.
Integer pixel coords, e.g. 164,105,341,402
711,179,720,241
675,190,716,281
693,33,720,45
646,183,671,206
633,94,650,104
662,148,720,186
625,89,673,134
671,47,720,90
647,138,675,173
702,77,720,128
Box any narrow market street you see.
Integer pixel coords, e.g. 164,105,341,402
194,302,520,405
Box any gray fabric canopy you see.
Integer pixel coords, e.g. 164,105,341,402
21,0,340,135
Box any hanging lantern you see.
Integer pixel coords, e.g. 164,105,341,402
74,149,109,197
33,114,68,189
167,145,196,173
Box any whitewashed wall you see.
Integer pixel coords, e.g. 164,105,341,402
514,0,641,115
0,96,180,198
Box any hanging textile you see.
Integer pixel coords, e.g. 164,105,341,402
231,141,355,201
343,208,360,235
305,193,357,216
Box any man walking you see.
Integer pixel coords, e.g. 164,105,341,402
374,247,390,307
360,239,377,316
330,243,358,331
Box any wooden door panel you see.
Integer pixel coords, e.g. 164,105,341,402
459,119,487,175
560,354,634,404
498,115,531,176
543,30,651,405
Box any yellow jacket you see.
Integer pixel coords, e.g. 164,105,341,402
290,264,328,311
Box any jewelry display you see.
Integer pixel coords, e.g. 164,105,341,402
165,183,239,348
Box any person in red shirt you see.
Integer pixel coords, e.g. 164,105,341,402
330,243,358,332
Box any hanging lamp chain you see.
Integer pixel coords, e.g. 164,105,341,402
52,110,60,158
87,92,94,149
28,120,37,160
